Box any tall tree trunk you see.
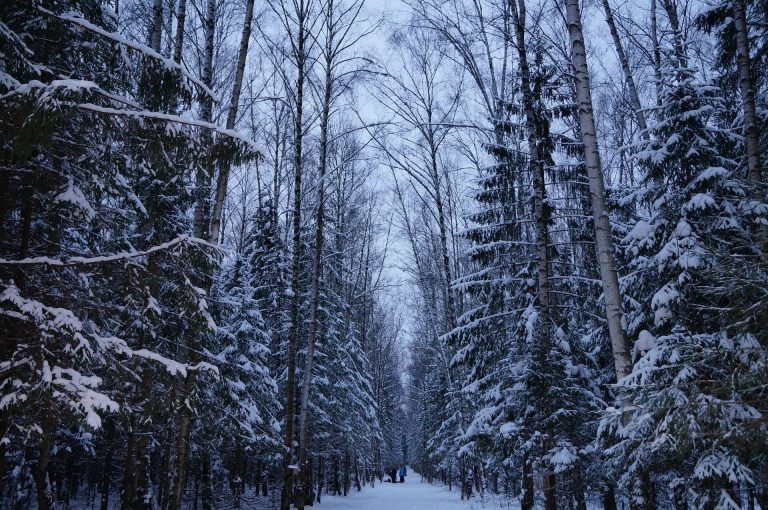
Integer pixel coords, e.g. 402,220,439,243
121,423,138,508
732,0,763,186
167,0,187,114
201,452,213,510
208,0,257,243
631,471,656,510
295,7,333,504
99,419,115,510
167,2,215,508
0,416,8,500
603,485,618,510
122,369,154,510
34,414,55,510
343,450,350,496
172,0,187,64
650,0,663,106
564,0,632,381
512,11,558,509
168,373,197,510
660,0,688,68
149,0,163,51
521,454,534,510
159,395,176,509
332,455,339,495
512,0,550,335
281,1,310,507
317,456,324,503
543,470,557,510
600,0,649,134
575,486,588,510
426,136,456,331
193,0,216,241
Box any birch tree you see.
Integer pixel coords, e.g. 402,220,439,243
264,0,315,505
564,0,632,381
295,0,370,505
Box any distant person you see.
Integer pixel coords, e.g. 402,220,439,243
390,467,398,483
399,465,407,483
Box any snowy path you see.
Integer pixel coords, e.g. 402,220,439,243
311,471,520,510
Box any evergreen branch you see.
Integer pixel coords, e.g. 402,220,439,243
0,235,219,267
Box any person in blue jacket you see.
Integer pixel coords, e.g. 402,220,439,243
398,465,407,483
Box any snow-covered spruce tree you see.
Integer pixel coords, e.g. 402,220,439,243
697,0,766,191
314,141,385,499
694,10,768,500
205,230,282,508
449,135,525,496
246,199,290,387
1,2,123,507
0,0,254,506
119,28,217,510
602,65,768,509
448,30,600,508
407,0,508,489
314,293,380,495
0,12,134,500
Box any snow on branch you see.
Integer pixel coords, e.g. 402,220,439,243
0,235,219,267
0,79,141,109
1,81,262,154
0,284,219,394
38,6,220,102
76,103,264,155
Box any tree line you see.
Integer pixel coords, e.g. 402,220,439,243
2,0,768,508
1,0,404,508
399,0,768,508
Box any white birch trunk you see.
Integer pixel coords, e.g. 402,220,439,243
149,0,163,52
650,0,663,106
565,0,632,381
295,3,333,506
732,0,763,187
281,0,310,507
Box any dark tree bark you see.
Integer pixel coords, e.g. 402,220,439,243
34,414,55,510
600,0,649,134
521,455,534,510
603,485,618,510
98,419,115,510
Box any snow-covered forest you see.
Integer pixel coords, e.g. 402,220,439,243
2,0,768,507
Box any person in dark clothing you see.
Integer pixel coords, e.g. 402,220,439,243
390,468,398,483
398,465,406,483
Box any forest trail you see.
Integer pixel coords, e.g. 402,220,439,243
311,470,520,510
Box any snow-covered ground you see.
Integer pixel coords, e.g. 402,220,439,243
311,471,521,510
